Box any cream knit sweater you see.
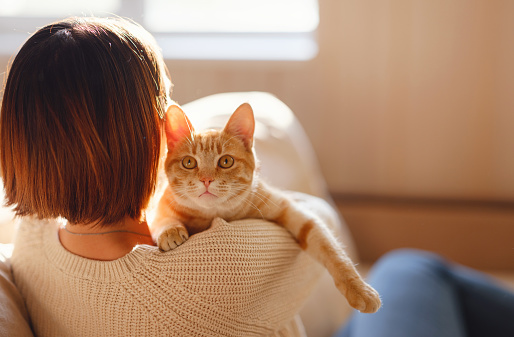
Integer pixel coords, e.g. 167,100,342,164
11,215,323,337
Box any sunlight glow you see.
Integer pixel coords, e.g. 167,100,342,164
0,0,319,60
0,0,120,17
145,0,319,33
156,34,318,61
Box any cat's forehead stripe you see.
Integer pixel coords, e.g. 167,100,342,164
189,132,225,153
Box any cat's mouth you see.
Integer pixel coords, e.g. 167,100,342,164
199,191,218,198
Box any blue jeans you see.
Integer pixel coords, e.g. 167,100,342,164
335,249,514,337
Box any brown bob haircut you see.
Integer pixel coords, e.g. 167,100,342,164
0,17,170,225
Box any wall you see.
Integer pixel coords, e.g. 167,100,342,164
165,0,514,203
1,0,513,203
316,0,514,201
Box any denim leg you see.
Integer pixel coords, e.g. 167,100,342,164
335,249,467,337
449,265,514,337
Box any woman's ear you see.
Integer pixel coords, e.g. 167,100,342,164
223,103,255,150
164,105,195,152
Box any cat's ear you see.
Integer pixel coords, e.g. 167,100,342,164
164,105,195,152
223,103,255,150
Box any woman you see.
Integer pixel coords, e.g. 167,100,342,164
1,17,325,336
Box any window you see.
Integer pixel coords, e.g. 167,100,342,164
0,0,120,17
144,0,318,33
0,0,319,60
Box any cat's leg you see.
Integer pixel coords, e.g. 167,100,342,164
271,199,381,313
153,219,189,251
150,189,190,251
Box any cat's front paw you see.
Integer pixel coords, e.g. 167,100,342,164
157,224,189,251
340,279,381,313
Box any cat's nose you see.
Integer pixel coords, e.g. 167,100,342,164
200,178,214,188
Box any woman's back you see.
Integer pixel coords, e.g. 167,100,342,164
13,216,321,336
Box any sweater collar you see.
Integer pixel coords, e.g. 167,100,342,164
32,217,156,282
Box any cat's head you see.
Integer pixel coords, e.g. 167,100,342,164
163,103,256,210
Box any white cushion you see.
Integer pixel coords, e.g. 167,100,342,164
0,243,34,336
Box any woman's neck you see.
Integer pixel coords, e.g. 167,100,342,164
58,216,155,261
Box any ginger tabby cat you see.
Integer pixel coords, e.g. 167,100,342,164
151,103,381,313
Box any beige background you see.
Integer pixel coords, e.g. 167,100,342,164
2,0,513,202
164,0,514,202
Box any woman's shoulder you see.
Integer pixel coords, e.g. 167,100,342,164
149,217,321,301
12,216,307,275
138,218,322,333
142,217,304,272
13,215,321,295
12,217,321,335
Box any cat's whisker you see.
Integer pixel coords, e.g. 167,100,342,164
224,185,246,195
226,196,238,211
228,185,276,210
168,191,186,206
229,186,253,194
170,189,189,201
255,191,279,208
184,135,194,147
186,127,195,143
250,193,273,210
241,199,264,219
226,187,252,201
226,183,251,190
222,134,240,147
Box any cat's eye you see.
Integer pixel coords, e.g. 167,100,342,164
182,156,197,169
218,155,234,168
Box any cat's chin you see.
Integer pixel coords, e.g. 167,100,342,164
196,193,220,208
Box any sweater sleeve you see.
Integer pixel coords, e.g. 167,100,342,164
138,217,324,336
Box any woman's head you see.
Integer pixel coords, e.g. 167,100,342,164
0,17,171,225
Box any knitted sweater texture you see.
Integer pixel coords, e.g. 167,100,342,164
11,216,322,337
